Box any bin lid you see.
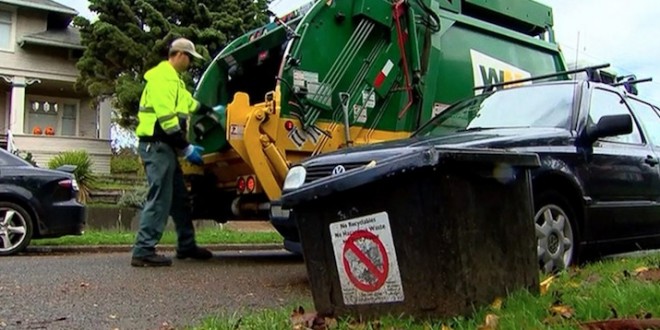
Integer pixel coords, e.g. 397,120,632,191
281,147,540,207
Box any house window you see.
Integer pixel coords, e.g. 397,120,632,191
0,10,12,50
25,99,78,136
61,103,77,136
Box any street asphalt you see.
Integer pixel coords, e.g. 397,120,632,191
0,249,310,330
25,243,285,255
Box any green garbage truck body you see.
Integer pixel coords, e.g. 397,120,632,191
184,0,568,233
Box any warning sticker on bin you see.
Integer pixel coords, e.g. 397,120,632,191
329,212,404,305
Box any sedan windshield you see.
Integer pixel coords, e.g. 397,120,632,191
415,83,575,137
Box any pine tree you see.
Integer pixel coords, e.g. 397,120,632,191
73,0,270,129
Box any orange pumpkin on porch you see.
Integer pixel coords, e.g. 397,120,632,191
44,126,55,136
32,126,42,135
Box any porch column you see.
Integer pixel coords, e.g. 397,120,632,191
99,98,112,140
1,76,41,134
9,76,25,134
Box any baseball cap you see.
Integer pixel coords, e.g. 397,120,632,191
170,38,204,60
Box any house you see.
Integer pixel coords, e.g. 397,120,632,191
0,0,112,173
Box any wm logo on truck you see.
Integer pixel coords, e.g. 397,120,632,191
470,50,531,94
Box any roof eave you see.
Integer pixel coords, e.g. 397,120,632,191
0,0,78,16
18,37,85,50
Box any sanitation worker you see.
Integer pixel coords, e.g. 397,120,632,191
131,38,221,267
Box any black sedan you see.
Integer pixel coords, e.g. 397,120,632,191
279,79,660,272
0,149,85,256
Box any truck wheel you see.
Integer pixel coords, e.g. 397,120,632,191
0,202,33,256
534,191,580,273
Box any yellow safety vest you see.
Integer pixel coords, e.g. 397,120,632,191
136,61,200,137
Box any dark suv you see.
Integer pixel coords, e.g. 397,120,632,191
278,79,660,272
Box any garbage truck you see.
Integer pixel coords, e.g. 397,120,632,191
182,0,570,248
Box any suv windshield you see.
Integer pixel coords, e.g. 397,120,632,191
414,83,576,137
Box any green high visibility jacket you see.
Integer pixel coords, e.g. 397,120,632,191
135,61,200,149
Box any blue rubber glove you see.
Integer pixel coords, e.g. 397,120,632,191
183,144,204,165
212,105,225,114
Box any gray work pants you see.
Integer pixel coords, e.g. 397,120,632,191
133,141,196,257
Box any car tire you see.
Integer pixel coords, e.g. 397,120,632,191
0,201,34,256
534,190,580,273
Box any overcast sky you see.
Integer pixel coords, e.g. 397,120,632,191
60,0,660,104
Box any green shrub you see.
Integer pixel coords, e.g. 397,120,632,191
118,184,148,209
111,148,142,174
48,150,97,204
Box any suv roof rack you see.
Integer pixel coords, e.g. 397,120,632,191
474,63,611,92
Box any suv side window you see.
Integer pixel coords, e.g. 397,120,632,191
628,98,660,147
588,88,642,144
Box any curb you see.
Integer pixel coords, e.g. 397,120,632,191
26,243,286,254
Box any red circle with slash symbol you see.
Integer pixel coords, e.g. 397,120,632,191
342,230,389,292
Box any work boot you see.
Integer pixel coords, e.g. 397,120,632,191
131,254,173,267
175,247,213,260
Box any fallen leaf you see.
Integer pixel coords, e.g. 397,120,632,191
586,274,601,283
491,297,503,310
579,318,660,330
477,314,499,330
347,321,368,330
309,316,333,330
635,268,660,282
290,306,324,330
159,321,175,330
441,325,454,330
550,305,574,319
540,275,555,295
324,317,338,329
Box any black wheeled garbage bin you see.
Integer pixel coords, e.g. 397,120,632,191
280,147,541,320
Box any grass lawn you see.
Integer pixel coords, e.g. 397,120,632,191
191,252,660,329
31,227,283,246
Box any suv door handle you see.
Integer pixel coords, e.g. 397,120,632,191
645,155,659,166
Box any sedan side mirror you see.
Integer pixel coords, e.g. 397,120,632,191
585,114,632,143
